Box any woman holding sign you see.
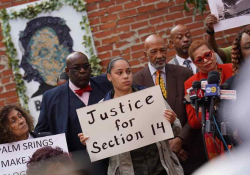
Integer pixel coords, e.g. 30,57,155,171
79,58,183,175
0,105,46,144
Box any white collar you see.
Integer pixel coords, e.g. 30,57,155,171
148,62,166,76
69,79,90,91
175,55,193,65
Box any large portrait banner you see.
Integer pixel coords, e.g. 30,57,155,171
77,86,174,162
3,0,96,123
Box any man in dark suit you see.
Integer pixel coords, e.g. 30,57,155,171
35,52,112,174
133,34,206,174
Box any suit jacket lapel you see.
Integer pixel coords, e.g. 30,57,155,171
57,83,69,133
141,67,154,87
165,64,176,109
88,79,103,105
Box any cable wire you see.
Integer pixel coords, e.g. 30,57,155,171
213,116,231,155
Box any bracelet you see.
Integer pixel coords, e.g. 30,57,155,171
206,28,215,35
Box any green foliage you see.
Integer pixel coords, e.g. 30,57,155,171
80,16,102,76
9,0,63,19
65,0,87,12
0,9,29,110
0,0,101,110
165,0,207,15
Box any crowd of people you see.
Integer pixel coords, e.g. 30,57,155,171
0,13,250,175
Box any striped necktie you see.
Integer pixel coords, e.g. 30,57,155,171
155,70,167,99
183,59,193,71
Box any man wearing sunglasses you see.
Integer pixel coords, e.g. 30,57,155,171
35,52,112,174
184,40,233,160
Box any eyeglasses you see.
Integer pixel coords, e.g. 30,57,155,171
68,64,91,71
194,51,213,64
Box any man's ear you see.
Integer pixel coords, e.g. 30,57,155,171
65,67,69,73
65,67,70,78
169,38,174,45
144,51,147,58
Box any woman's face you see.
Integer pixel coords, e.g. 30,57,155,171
240,33,250,60
193,45,217,73
8,109,29,141
107,60,132,92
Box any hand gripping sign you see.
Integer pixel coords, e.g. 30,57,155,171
77,86,174,162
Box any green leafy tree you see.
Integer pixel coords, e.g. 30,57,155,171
163,0,208,14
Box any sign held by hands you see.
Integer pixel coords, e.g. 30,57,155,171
77,86,174,162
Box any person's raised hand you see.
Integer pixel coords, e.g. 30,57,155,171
78,133,89,145
163,109,177,124
205,14,218,32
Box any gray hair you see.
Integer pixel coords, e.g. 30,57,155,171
106,57,130,74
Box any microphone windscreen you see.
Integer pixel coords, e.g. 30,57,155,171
220,83,229,90
208,71,220,80
192,81,201,89
208,74,219,84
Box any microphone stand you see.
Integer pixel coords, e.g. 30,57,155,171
201,100,209,160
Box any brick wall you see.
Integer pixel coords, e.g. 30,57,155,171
86,0,240,73
0,0,241,106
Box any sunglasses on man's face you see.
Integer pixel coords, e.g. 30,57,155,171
194,51,213,64
68,64,91,72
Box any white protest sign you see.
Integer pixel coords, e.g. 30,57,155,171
0,133,68,175
208,0,250,32
77,86,174,162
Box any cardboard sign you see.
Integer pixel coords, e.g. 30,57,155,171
0,134,68,175
77,86,174,162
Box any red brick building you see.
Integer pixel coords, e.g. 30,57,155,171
0,0,240,106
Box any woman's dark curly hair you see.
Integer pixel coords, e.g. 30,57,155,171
0,104,34,144
26,146,73,175
232,25,250,75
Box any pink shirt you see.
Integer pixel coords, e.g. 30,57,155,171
69,80,90,106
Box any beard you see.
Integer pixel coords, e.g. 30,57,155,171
152,57,166,69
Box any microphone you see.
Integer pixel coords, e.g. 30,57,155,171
190,81,200,100
220,83,237,100
191,81,202,119
218,83,236,137
205,73,220,133
200,78,207,90
197,88,205,99
205,74,220,97
192,81,201,89
208,70,220,83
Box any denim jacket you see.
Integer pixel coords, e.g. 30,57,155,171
102,85,184,175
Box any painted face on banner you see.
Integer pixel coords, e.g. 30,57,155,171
27,27,70,86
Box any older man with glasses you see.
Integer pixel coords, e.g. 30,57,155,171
35,52,112,175
184,40,233,160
